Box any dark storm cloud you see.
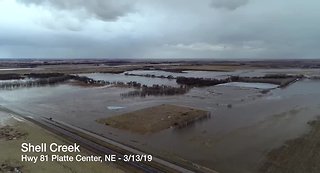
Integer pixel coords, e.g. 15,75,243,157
1,0,320,59
0,25,157,58
18,0,134,21
210,0,249,10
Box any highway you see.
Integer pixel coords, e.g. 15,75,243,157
0,104,218,173
18,114,203,173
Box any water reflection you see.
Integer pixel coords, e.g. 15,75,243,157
218,82,279,89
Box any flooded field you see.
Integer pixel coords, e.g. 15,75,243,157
218,82,279,89
126,70,235,79
0,79,37,84
0,69,319,173
0,68,33,71
80,68,319,88
126,68,320,79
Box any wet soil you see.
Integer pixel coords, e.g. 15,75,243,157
97,104,210,134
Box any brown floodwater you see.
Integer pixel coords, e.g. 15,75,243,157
0,70,320,173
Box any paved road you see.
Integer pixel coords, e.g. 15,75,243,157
0,105,218,173
21,115,200,173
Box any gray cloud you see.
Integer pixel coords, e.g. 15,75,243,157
210,0,249,10
1,0,320,59
18,0,135,21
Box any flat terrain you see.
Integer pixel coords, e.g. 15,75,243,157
0,112,124,173
1,59,320,75
260,117,320,173
97,104,210,134
1,59,320,173
162,64,257,72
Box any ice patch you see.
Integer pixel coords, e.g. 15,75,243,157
265,95,282,100
218,82,279,89
12,116,24,122
107,106,125,110
0,113,11,127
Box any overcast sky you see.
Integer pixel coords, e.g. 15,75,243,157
0,0,319,59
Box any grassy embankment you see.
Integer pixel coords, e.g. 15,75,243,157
0,111,124,173
97,104,210,134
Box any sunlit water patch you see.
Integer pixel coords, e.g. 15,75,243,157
218,82,279,89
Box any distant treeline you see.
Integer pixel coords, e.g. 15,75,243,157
0,73,66,80
26,73,66,78
0,74,25,80
124,73,176,79
120,85,189,98
176,77,231,87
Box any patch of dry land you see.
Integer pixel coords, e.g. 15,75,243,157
0,112,124,173
97,104,210,134
260,117,320,173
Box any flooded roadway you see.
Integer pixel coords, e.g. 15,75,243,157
0,69,320,173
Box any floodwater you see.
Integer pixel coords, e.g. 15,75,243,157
0,69,320,173
0,111,11,126
80,68,319,88
0,68,32,71
218,82,279,89
107,106,125,110
0,78,37,84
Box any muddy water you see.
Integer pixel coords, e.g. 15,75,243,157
0,68,32,71
0,74,319,173
0,110,12,126
0,79,37,84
